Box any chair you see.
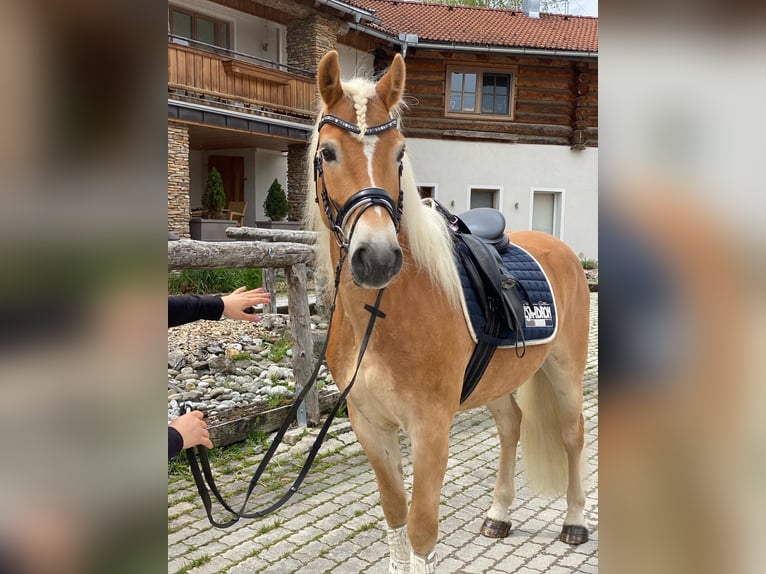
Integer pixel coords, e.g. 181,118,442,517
227,201,247,226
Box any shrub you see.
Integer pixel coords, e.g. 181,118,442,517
168,268,263,294
263,178,288,221
202,167,225,219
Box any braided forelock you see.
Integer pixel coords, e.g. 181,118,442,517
352,94,368,140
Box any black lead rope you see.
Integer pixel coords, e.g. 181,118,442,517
185,263,387,528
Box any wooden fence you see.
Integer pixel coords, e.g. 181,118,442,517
168,228,323,442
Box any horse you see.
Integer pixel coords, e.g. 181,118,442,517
304,50,591,573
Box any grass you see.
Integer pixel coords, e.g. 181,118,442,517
268,337,292,363
168,425,270,478
168,268,263,294
177,555,211,573
230,351,253,361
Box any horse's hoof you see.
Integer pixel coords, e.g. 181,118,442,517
480,518,512,538
559,524,589,545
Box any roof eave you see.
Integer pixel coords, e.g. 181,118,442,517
349,23,598,60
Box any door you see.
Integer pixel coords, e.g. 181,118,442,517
208,155,244,207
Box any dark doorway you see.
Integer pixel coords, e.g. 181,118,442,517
208,155,244,206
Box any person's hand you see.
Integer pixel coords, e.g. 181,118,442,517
221,286,271,322
169,411,213,450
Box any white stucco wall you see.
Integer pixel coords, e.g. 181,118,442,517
405,139,598,260
336,44,375,81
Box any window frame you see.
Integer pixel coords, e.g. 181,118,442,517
169,5,232,50
446,65,517,120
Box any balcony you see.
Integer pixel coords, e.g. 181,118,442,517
168,36,316,120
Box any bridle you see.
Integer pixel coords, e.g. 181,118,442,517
313,114,404,249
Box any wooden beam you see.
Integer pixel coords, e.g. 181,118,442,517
227,226,318,244
168,238,314,270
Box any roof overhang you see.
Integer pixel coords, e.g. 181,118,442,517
168,100,312,151
348,22,598,60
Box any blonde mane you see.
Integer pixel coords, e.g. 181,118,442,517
303,77,462,308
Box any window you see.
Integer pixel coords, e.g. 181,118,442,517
530,188,565,239
169,7,230,50
470,188,499,209
448,68,513,117
417,185,436,200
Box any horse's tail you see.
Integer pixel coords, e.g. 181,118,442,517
517,371,570,496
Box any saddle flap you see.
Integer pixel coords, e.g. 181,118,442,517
456,233,525,336
456,208,510,252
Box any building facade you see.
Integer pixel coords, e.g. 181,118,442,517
167,0,598,258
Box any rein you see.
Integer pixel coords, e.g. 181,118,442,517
184,113,405,528
185,255,386,527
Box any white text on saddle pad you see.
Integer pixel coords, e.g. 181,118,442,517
523,302,553,327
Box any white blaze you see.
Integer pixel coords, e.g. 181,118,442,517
363,136,378,187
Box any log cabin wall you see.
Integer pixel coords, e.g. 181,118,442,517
384,50,597,148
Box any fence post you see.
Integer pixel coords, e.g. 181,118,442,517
262,268,276,314
285,263,319,426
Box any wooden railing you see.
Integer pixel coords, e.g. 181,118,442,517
168,41,317,118
168,230,323,444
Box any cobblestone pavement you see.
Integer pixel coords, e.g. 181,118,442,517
168,294,598,573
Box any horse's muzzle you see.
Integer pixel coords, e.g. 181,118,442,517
349,240,403,288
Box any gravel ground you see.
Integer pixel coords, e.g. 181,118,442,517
167,314,333,428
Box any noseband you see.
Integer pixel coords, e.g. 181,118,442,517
313,114,404,249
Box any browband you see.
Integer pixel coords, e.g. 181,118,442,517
318,115,399,136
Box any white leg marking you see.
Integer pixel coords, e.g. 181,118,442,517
387,524,411,574
411,549,437,574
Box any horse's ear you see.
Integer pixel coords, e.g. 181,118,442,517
376,54,406,110
317,51,343,108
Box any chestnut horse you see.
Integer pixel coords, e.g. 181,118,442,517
305,51,590,573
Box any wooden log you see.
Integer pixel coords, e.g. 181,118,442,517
286,263,320,426
207,389,341,448
227,226,318,244
167,238,314,270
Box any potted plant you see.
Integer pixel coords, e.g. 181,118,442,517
202,167,226,220
258,178,299,230
263,178,289,222
190,167,235,241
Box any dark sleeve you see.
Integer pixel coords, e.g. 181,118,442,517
168,427,183,459
168,295,224,327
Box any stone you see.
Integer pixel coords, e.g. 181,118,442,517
168,351,186,370
208,355,235,374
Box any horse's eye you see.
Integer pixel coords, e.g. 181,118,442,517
320,147,336,162
396,147,405,163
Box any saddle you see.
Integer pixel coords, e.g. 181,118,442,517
430,202,528,403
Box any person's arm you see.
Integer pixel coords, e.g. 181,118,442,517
168,295,224,327
168,427,184,460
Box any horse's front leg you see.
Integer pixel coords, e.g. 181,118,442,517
407,411,452,574
347,405,410,574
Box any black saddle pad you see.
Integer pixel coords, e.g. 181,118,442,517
456,242,557,347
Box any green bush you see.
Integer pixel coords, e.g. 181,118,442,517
263,178,288,221
168,268,263,294
578,253,598,270
202,167,225,219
